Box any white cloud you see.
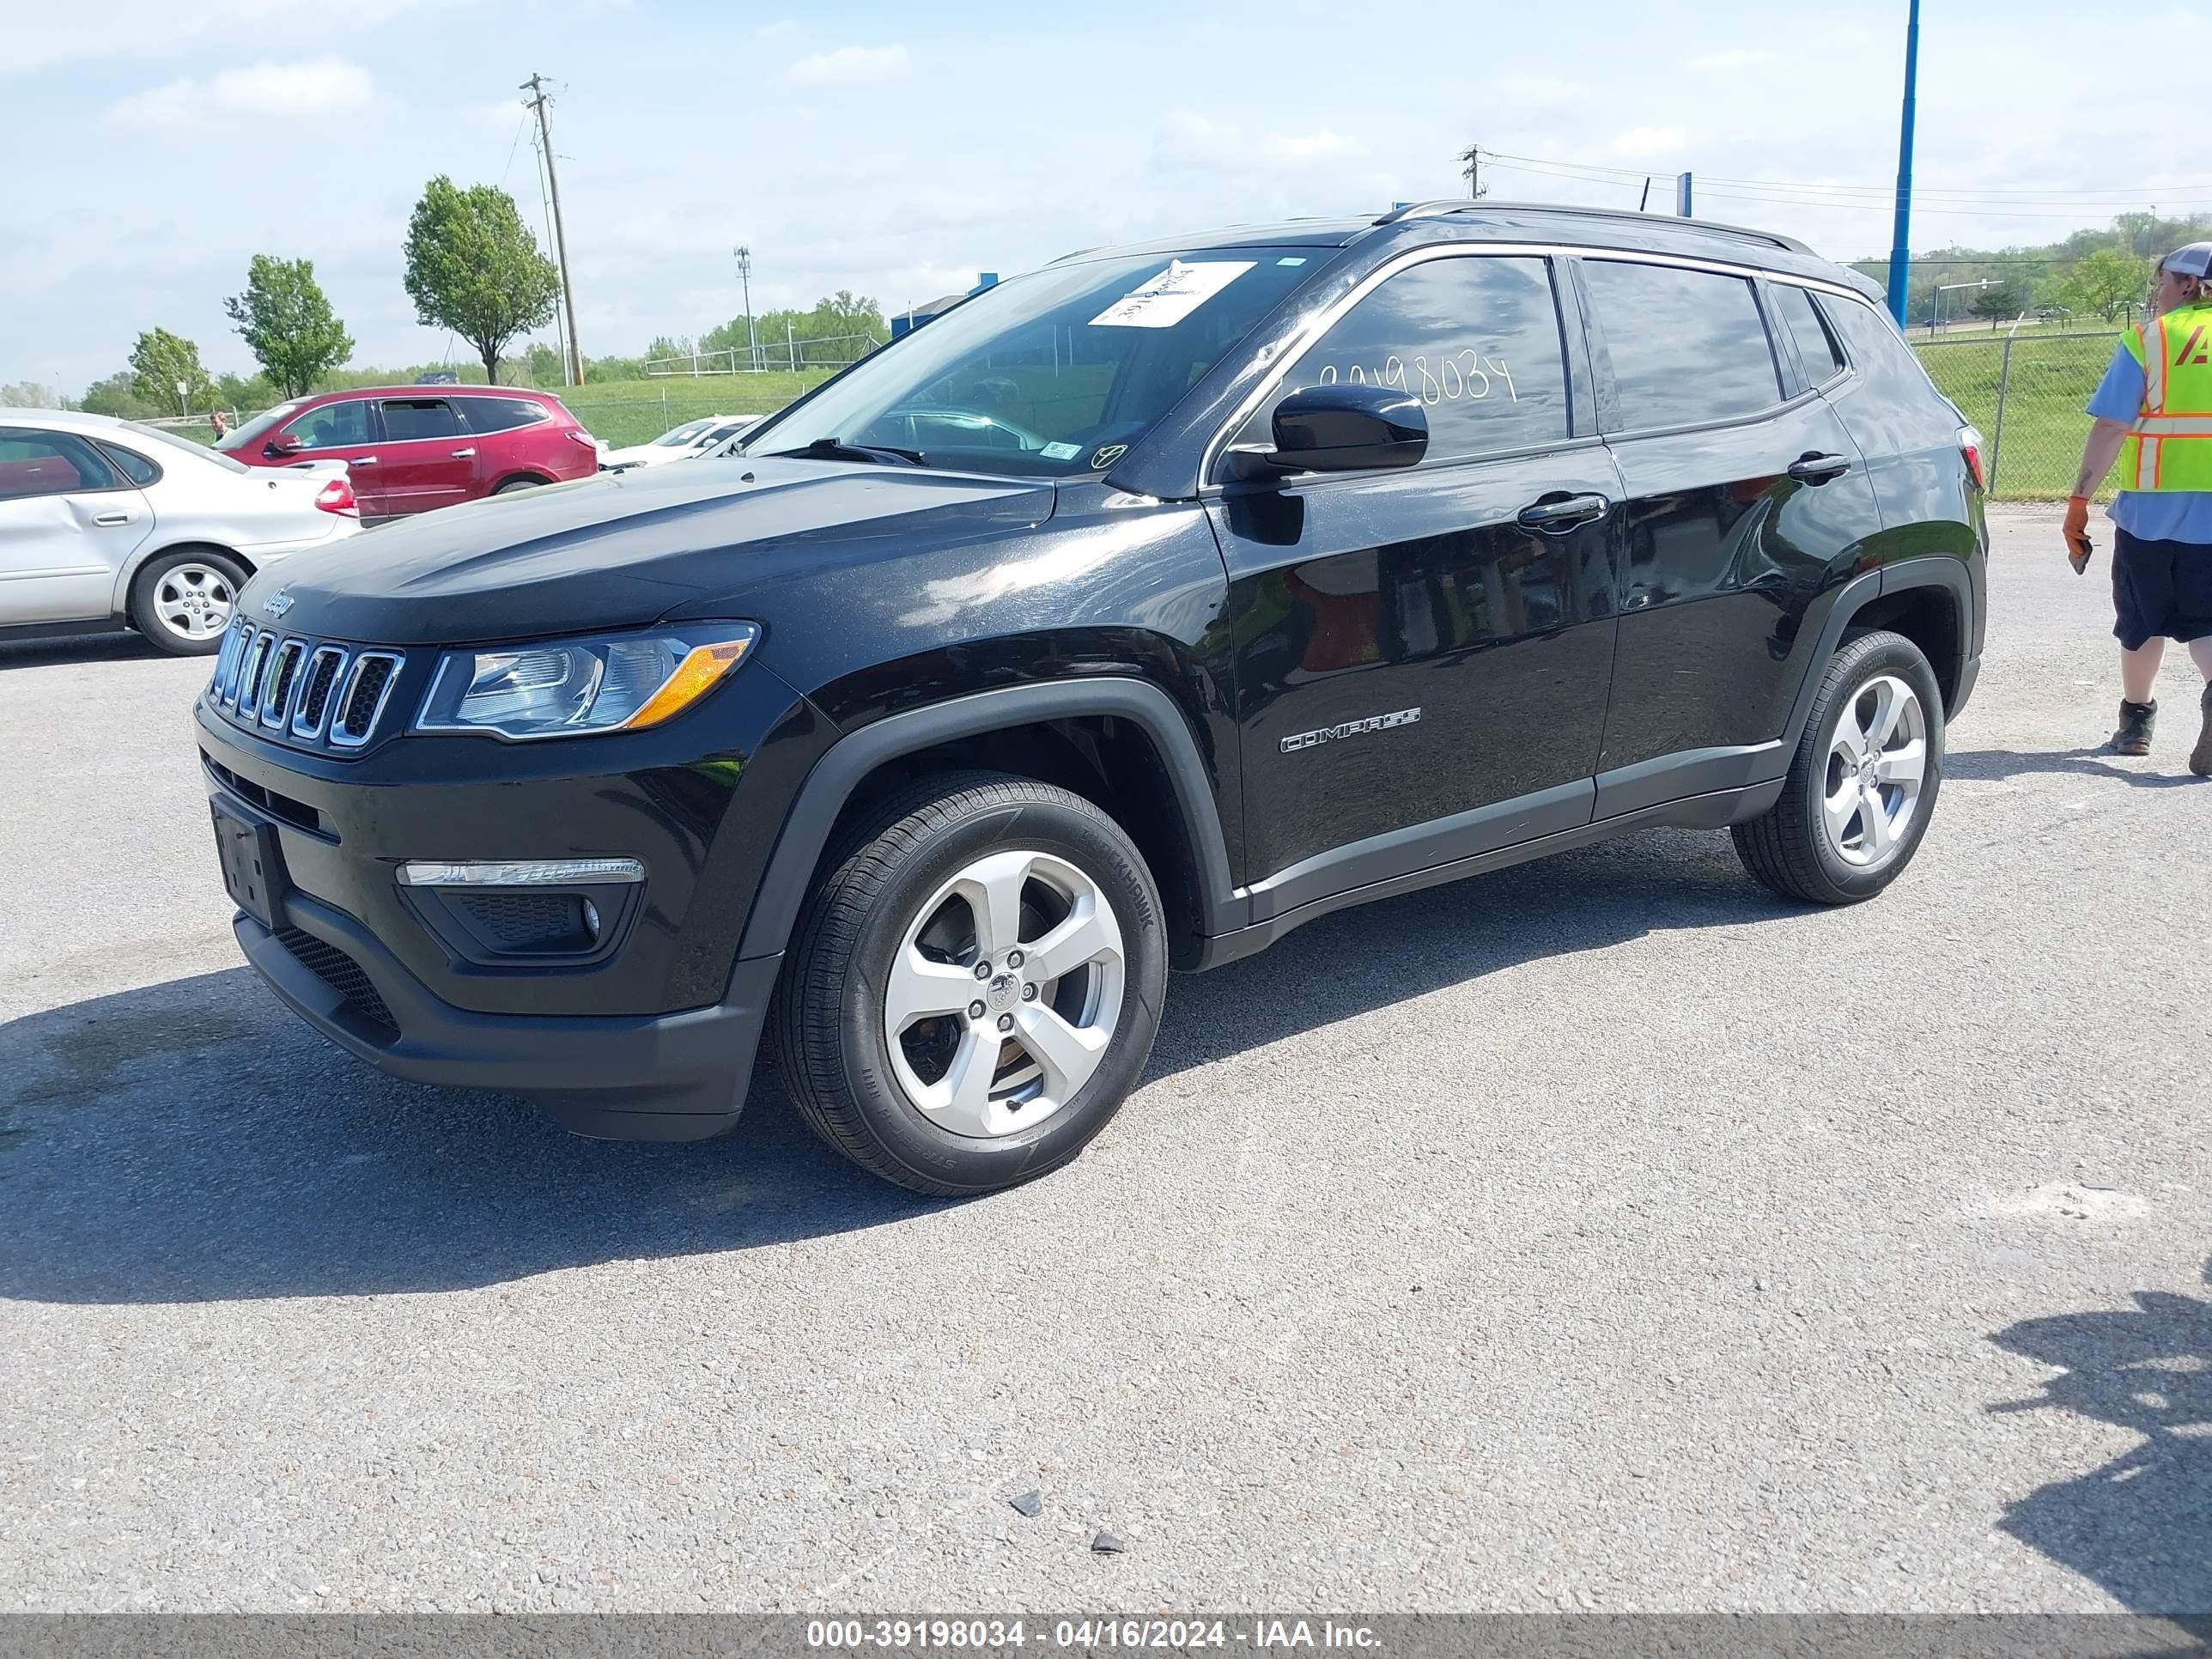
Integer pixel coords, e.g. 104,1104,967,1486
757,18,799,39
782,45,910,89
1688,48,1771,70
108,58,375,131
1611,125,1686,160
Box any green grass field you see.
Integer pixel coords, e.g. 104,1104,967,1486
558,372,834,447
1912,332,2118,501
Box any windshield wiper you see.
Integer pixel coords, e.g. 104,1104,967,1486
771,436,927,467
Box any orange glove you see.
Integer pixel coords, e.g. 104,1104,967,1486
2063,495,2094,574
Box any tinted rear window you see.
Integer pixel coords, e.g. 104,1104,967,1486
1773,284,1845,384
454,396,548,434
381,399,461,441
1584,261,1781,430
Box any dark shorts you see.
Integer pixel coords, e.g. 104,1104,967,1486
2112,528,2212,650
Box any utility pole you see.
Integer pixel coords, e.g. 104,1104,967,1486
521,72,584,384
1885,0,1921,327
733,245,759,372
1456,145,1486,199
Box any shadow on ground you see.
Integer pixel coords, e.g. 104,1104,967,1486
1949,747,2208,790
1,827,1778,1305
1989,1261,2212,1617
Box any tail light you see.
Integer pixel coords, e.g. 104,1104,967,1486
563,429,599,451
315,476,360,517
1960,426,1987,492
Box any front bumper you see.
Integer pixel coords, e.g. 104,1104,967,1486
234,885,779,1139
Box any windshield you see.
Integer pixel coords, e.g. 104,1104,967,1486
740,248,1322,477
122,421,249,473
216,402,299,453
653,418,719,447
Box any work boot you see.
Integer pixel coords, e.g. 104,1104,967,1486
2191,684,2212,778
2112,698,2157,756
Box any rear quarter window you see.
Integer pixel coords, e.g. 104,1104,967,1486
454,396,550,434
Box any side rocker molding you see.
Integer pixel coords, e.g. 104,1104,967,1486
734,676,1243,963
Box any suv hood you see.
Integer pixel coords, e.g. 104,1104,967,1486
243,459,1055,646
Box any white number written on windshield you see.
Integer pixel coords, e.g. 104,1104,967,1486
1314,351,1519,406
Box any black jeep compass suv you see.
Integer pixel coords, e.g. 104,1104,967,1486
198,203,1986,1194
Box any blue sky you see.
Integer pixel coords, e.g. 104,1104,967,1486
3,0,2202,396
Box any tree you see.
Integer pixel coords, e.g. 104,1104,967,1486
216,369,279,411
1968,283,2025,325
1,380,58,409
224,255,354,398
129,328,216,414
80,372,157,419
402,176,562,386
520,341,563,386
2056,248,2152,324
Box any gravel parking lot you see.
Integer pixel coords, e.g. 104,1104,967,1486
2,506,2206,1614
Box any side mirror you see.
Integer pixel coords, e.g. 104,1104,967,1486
269,434,306,457
1234,383,1428,477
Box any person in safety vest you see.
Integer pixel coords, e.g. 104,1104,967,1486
2063,241,2212,773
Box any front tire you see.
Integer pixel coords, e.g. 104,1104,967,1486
774,771,1167,1195
129,549,247,656
1731,629,1945,905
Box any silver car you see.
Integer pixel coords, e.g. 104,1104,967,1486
0,408,362,655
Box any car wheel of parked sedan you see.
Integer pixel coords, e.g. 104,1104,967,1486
775,770,1167,1196
1731,629,1945,905
130,549,248,657
493,477,544,495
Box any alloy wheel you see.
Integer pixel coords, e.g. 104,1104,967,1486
152,563,236,644
882,848,1126,1138
1822,673,1928,868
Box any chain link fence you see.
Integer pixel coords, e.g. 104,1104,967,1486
641,331,881,379
1914,330,2121,501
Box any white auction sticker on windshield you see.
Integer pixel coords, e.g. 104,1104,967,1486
1040,441,1082,460
1090,259,1255,329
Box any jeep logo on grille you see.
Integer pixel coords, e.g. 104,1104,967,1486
1279,707,1421,753
264,587,295,619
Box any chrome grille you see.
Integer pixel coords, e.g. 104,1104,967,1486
290,646,348,738
207,623,406,754
259,639,306,730
235,632,276,717
330,652,403,749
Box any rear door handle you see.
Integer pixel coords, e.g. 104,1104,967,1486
1787,452,1853,483
350,455,379,465
451,447,476,459
1516,493,1609,532
93,512,132,526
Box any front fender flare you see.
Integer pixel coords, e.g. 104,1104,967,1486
735,676,1243,962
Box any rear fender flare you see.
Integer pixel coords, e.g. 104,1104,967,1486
1780,555,1975,754
735,677,1243,962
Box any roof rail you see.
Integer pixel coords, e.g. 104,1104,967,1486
1370,198,1805,253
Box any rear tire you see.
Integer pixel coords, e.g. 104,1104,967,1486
493,477,545,495
129,549,247,656
1731,629,1944,905
773,771,1167,1196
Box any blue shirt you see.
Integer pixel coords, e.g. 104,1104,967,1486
2086,343,2212,543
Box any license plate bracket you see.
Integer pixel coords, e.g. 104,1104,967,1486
210,804,289,930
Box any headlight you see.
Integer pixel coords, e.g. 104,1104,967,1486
413,623,760,740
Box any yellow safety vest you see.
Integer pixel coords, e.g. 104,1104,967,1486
2119,300,2212,492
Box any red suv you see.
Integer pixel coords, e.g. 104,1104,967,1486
218,386,599,519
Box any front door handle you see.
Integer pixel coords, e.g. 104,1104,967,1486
451,447,476,459
1787,452,1853,484
93,512,132,526
350,455,379,465
1516,493,1609,532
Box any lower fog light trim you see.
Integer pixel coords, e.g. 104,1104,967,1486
397,858,646,887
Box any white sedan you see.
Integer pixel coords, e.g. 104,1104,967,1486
597,414,760,471
0,408,362,655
